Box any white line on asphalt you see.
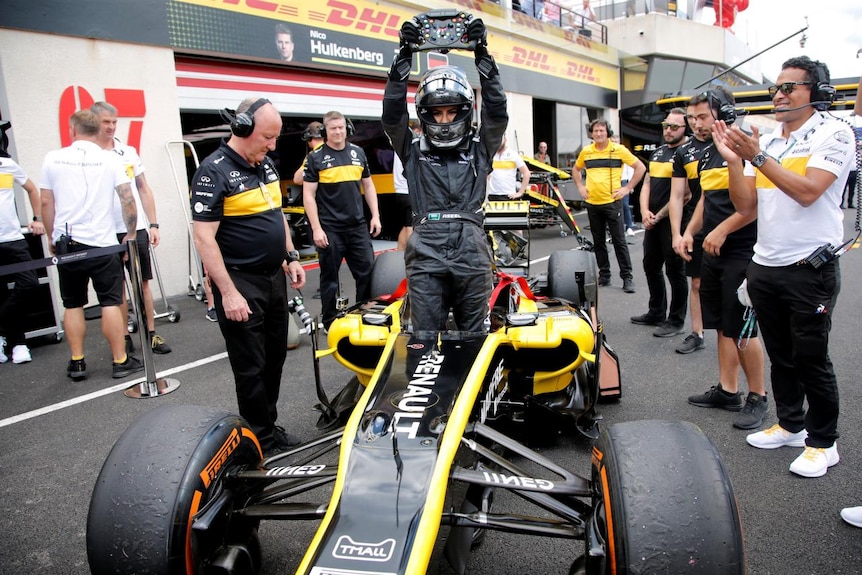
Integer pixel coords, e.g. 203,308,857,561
0,352,229,429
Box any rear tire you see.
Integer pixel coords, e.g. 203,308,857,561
87,405,264,575
588,420,745,574
370,250,406,298
547,250,597,309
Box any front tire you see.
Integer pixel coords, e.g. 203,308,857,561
547,250,597,309
370,250,406,298
87,405,264,575
588,420,745,574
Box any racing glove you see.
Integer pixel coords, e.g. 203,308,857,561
389,20,420,82
468,19,498,79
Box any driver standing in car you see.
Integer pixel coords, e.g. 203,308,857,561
382,17,507,333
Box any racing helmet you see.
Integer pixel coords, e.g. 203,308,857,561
415,66,474,149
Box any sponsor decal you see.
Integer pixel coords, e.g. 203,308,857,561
58,86,145,149
199,427,240,488
834,131,851,144
482,471,554,490
229,170,241,178
265,464,326,477
194,201,207,213
332,535,396,562
479,360,506,423
392,352,445,439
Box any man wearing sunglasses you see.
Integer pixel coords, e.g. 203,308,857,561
631,108,689,338
713,56,854,479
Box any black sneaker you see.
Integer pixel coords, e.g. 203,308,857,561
205,307,218,322
112,355,145,379
654,322,685,338
631,312,665,326
622,278,636,293
688,384,744,411
67,358,87,381
273,425,301,448
733,392,769,429
598,277,611,287
124,334,135,355
151,334,172,354
675,332,705,354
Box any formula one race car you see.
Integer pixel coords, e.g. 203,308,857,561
86,246,745,575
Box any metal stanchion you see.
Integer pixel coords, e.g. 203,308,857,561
123,238,180,398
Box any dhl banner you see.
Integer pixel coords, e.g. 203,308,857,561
170,0,617,92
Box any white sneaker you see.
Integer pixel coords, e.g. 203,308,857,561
789,444,839,478
0,335,7,363
840,506,862,528
746,424,807,449
626,227,635,237
11,345,32,364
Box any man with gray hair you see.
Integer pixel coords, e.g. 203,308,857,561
40,110,143,380
90,101,171,356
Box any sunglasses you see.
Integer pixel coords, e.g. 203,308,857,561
661,122,685,131
767,81,814,98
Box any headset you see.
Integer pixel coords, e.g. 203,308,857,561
0,120,10,158
221,98,271,138
301,122,324,142
588,118,613,137
705,88,737,125
810,60,836,112
320,117,355,141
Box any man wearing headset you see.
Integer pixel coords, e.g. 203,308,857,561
382,17,507,333
191,97,307,457
676,88,766,431
714,57,854,479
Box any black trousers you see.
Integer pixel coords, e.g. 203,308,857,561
747,260,841,447
212,268,288,451
317,223,374,328
586,201,633,280
0,239,40,346
642,219,688,324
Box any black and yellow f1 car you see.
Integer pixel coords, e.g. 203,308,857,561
86,248,745,575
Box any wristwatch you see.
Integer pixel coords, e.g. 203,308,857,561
149,223,160,229
751,152,769,168
286,250,300,263
32,215,42,222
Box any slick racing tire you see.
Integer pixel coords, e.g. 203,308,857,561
370,249,406,298
547,250,597,309
87,405,264,575
588,420,745,574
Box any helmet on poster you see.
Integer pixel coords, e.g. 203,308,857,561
415,66,474,149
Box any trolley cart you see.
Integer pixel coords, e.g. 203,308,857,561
164,140,206,301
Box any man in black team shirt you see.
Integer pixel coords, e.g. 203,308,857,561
675,88,767,431
192,97,306,457
631,107,689,337
303,110,381,330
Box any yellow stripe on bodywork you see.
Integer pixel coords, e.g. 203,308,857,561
405,333,508,574
294,333,402,575
223,181,281,217
318,164,364,184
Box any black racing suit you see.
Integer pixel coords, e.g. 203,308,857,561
383,63,508,334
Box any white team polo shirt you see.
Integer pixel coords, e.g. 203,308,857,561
0,158,29,243
745,112,854,267
40,140,131,247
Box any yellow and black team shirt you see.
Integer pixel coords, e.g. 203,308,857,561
575,142,639,206
645,143,678,212
697,143,757,258
191,141,285,270
672,137,712,210
304,143,370,231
